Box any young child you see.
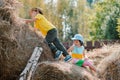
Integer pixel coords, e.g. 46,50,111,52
24,7,72,62
67,34,96,72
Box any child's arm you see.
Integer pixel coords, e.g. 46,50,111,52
24,18,37,31
83,51,88,59
24,18,36,24
67,45,74,53
33,27,37,32
83,51,86,58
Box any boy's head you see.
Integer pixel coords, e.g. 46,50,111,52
29,7,43,17
72,34,84,46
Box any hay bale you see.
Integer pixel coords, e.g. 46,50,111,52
33,61,98,80
0,0,99,80
87,44,120,80
0,0,54,80
0,0,5,7
1,0,119,80
97,49,120,80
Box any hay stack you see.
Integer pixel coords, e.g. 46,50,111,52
0,0,98,79
1,0,120,80
33,61,98,80
0,0,54,80
87,44,120,80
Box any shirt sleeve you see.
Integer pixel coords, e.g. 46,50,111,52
35,14,42,20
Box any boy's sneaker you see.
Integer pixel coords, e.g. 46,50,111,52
55,50,63,60
64,55,72,62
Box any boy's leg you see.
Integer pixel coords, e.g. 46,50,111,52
45,28,63,60
46,28,68,56
45,28,58,53
44,40,57,53
53,37,69,56
45,28,72,61
53,37,72,62
45,40,63,59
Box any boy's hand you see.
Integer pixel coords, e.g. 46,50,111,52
25,20,29,24
23,18,36,24
34,28,37,32
23,19,29,24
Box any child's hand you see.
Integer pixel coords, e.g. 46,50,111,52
24,19,29,24
23,18,36,25
34,28,37,32
84,58,89,61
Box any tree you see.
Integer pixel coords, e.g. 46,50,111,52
89,0,120,40
19,0,94,41
117,18,120,38
57,0,91,41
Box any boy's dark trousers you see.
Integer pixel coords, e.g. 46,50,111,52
45,28,69,57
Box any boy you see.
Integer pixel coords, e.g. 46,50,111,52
25,7,72,62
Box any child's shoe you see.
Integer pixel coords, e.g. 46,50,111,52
55,50,63,60
64,55,72,62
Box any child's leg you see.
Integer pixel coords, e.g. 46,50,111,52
44,40,57,53
45,28,71,61
82,59,96,72
53,38,72,62
75,60,84,67
53,37,69,56
45,28,58,53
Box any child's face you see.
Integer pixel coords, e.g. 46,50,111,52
73,40,81,46
29,11,32,17
29,10,37,18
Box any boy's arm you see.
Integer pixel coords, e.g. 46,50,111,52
24,18,37,24
33,27,37,32
24,18,38,32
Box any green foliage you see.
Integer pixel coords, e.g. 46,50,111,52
117,18,120,38
87,0,93,8
90,0,120,40
19,0,120,42
57,0,89,41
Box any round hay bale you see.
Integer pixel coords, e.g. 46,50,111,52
87,44,120,80
0,0,5,7
33,61,98,80
104,59,120,80
1,0,119,80
0,0,54,80
97,49,120,80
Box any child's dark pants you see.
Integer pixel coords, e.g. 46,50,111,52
45,28,69,57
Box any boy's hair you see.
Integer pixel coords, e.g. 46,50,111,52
31,7,43,15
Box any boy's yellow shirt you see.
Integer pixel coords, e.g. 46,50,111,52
34,14,56,36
